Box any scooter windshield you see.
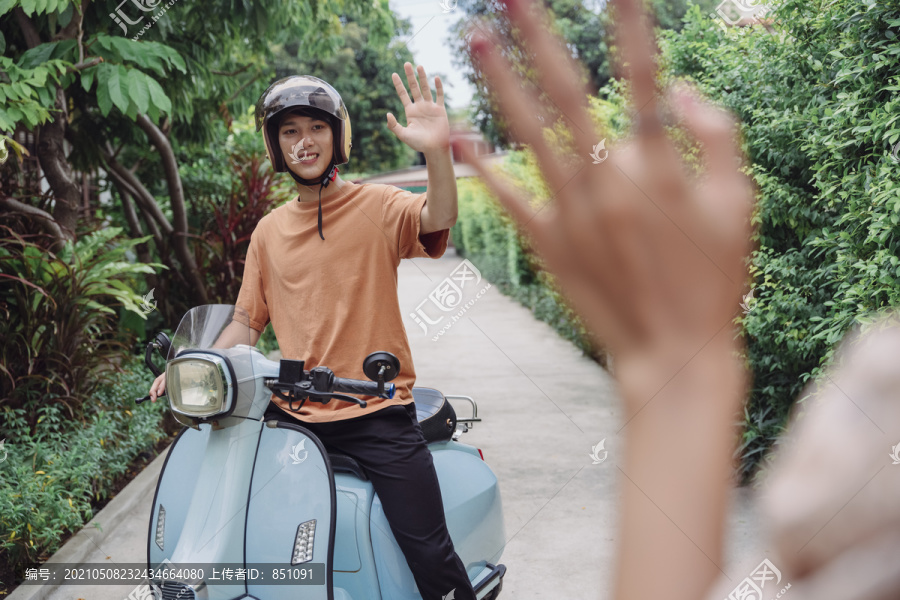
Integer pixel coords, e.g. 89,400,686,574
166,305,260,422
167,305,256,360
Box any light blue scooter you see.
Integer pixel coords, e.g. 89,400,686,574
136,305,506,600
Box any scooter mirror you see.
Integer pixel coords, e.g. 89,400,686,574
362,351,400,382
154,331,171,357
143,332,172,378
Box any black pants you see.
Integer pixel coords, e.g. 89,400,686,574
264,401,476,600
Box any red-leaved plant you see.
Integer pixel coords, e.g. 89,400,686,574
192,151,291,304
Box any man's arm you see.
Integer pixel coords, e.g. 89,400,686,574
386,61,457,234
211,320,262,349
420,146,458,234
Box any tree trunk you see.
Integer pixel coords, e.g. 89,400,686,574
0,196,66,251
135,114,208,304
16,8,80,241
37,87,81,239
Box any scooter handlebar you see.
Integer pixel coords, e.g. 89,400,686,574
333,377,395,399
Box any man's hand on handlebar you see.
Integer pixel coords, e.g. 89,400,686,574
149,372,166,402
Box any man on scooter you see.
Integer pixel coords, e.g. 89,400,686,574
149,67,472,600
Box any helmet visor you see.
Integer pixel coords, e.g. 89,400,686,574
255,76,348,132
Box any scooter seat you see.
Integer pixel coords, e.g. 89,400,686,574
411,387,457,444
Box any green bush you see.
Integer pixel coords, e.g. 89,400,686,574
0,227,164,419
183,110,294,308
0,225,170,583
256,322,281,356
0,355,167,584
661,0,900,481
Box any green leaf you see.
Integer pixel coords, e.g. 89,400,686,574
166,51,186,74
147,100,159,122
0,0,16,17
36,85,52,105
18,43,58,69
49,39,76,61
107,66,130,115
0,110,14,132
96,81,113,117
94,33,115,52
80,66,96,92
145,77,171,115
109,37,145,65
58,0,73,26
125,69,150,114
128,40,185,76
26,68,48,88
19,0,37,16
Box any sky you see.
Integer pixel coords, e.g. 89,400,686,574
387,0,477,111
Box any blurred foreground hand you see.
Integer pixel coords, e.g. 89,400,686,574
456,1,755,599
762,316,900,600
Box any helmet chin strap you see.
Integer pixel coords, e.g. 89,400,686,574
288,160,340,240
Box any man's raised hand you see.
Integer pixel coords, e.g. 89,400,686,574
387,62,450,154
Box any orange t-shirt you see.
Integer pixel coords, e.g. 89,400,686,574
234,181,450,423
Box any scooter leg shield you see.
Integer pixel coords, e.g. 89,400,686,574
149,425,211,571
245,421,336,600
149,419,264,598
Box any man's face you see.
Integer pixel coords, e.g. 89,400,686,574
278,112,334,179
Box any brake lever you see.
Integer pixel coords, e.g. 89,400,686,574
136,393,166,405
322,392,368,409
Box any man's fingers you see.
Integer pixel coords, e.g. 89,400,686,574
467,28,572,195
416,65,433,103
403,62,423,102
672,84,744,182
781,528,900,600
149,373,166,402
391,72,412,107
434,76,444,107
500,0,598,156
386,112,402,133
671,84,754,239
611,0,664,139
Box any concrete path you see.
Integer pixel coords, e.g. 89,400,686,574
12,247,769,600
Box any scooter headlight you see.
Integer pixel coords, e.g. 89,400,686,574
166,353,234,417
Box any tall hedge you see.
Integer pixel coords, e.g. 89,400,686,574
454,0,900,480
660,0,900,479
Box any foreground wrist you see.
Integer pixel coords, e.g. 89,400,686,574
614,336,747,407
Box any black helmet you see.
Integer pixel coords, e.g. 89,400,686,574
255,75,352,172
